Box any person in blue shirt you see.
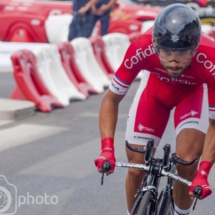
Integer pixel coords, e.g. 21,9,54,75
68,0,97,41
88,0,116,36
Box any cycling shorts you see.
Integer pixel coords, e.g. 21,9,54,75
126,71,208,148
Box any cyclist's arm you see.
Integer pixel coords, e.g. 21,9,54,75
189,118,215,199
94,89,124,174
99,39,145,138
99,89,125,139
203,76,215,164
95,35,148,173
201,118,215,163
189,63,215,199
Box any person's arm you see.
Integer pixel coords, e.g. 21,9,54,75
189,118,215,199
97,0,116,15
78,0,98,14
99,89,125,139
201,119,215,163
188,54,215,199
104,0,116,10
94,37,143,174
94,89,124,175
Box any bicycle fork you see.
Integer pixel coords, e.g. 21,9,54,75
130,175,159,215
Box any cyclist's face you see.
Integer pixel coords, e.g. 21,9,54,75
158,49,193,78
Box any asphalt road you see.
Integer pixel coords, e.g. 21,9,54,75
0,72,215,215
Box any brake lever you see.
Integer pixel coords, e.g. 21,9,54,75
101,162,111,186
101,172,105,186
192,186,202,210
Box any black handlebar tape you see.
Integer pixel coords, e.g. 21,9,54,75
145,140,154,163
102,162,111,173
163,144,171,167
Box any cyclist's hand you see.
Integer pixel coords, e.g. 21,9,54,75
189,161,212,200
94,138,116,175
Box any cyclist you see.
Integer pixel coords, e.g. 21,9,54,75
94,3,215,215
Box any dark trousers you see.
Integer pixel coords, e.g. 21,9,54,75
88,11,110,36
68,11,92,41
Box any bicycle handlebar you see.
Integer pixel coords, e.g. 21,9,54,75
115,161,202,209
115,161,192,187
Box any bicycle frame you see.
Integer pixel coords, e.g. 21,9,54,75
130,172,161,215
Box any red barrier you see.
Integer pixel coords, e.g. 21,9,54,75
0,1,71,17
57,42,98,96
108,19,142,35
0,0,71,42
11,50,64,112
90,36,114,80
0,14,47,42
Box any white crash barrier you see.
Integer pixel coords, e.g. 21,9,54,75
0,51,14,73
102,33,143,79
0,42,86,105
45,14,73,43
102,33,130,72
0,42,45,72
32,45,86,106
71,37,110,93
201,25,213,34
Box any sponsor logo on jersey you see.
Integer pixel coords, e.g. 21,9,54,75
155,68,194,79
180,110,198,120
138,123,154,132
178,121,199,129
124,44,156,69
134,136,153,141
196,53,215,74
153,72,197,85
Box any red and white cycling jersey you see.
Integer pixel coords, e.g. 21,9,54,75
109,27,215,146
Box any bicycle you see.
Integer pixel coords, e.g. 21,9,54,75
101,140,203,215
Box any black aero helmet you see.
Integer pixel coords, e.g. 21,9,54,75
153,4,201,52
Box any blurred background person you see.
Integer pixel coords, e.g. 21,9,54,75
68,0,97,41
88,0,116,37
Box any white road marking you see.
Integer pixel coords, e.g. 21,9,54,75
0,124,67,152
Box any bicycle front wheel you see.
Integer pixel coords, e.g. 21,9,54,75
156,191,174,215
136,191,153,215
